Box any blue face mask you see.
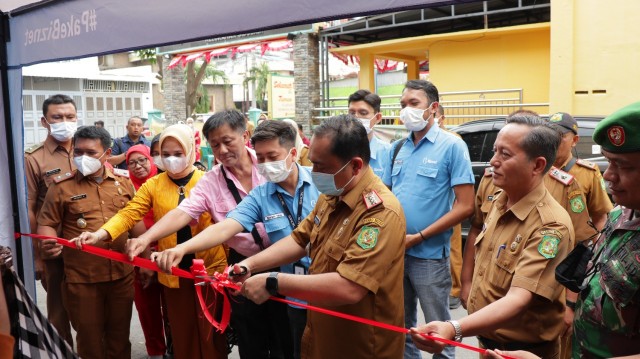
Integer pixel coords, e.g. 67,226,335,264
311,160,355,196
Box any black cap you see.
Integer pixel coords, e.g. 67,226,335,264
548,112,578,134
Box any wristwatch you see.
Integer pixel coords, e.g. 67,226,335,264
266,272,279,296
446,320,463,342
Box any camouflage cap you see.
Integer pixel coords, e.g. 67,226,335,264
593,102,640,153
548,112,578,134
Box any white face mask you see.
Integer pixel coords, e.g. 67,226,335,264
162,155,190,174
257,151,294,183
399,106,430,132
152,155,165,171
357,116,375,134
74,152,105,176
46,120,77,142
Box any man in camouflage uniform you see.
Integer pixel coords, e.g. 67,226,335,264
483,102,640,359
572,102,640,358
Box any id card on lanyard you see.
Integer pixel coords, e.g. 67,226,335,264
276,190,308,275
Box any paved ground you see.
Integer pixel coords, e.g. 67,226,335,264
36,283,477,358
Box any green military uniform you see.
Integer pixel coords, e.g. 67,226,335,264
572,207,640,358
572,102,640,358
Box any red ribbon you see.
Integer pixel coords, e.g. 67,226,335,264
18,233,517,358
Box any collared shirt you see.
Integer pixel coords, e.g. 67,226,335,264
383,125,474,259
37,168,135,284
227,164,320,305
564,157,614,219
573,206,640,358
291,167,406,359
111,134,150,169
474,167,598,243
369,135,391,178
101,169,227,288
178,147,269,257
468,182,574,344
25,136,75,226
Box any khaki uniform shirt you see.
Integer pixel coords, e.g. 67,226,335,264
468,182,574,343
564,158,613,219
473,167,596,243
37,168,135,284
291,167,406,359
24,136,74,230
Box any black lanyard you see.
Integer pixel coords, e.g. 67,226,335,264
221,166,265,250
276,190,304,229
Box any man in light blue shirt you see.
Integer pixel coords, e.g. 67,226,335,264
348,89,391,178
153,120,319,359
383,80,475,359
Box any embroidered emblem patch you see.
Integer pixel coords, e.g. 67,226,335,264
570,195,585,213
362,190,383,209
357,226,379,250
549,113,563,122
607,126,625,147
538,235,560,259
362,218,384,227
600,177,606,191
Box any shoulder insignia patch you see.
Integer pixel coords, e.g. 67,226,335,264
576,159,597,171
362,218,384,227
362,189,383,209
53,171,75,184
539,228,563,239
569,194,586,213
112,168,130,178
484,167,494,177
24,142,43,154
357,225,379,250
538,235,560,259
600,177,606,191
548,167,574,186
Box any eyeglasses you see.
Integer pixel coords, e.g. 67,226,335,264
127,157,149,168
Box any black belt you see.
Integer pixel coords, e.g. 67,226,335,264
478,336,552,352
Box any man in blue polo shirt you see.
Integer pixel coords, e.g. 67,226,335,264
383,80,475,359
152,120,319,359
347,89,391,178
108,116,151,169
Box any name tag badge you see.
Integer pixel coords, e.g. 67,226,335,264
293,263,307,275
314,215,321,226
264,213,284,221
70,194,87,201
45,168,61,177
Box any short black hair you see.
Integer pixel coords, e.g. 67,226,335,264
297,123,304,131
313,115,370,165
127,116,143,125
504,110,560,173
348,89,382,113
404,80,440,104
73,126,112,152
251,120,296,149
202,110,247,140
505,110,543,126
42,94,76,116
94,120,104,126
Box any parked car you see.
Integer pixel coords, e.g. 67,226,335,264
452,116,609,238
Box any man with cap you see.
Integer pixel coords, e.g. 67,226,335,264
546,112,613,231
482,102,640,359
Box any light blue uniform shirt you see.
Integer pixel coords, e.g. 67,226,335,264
227,164,319,305
382,125,474,259
369,135,391,178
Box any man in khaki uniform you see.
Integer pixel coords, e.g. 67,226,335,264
233,115,406,359
37,126,135,359
411,115,574,358
545,112,613,231
24,94,77,344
